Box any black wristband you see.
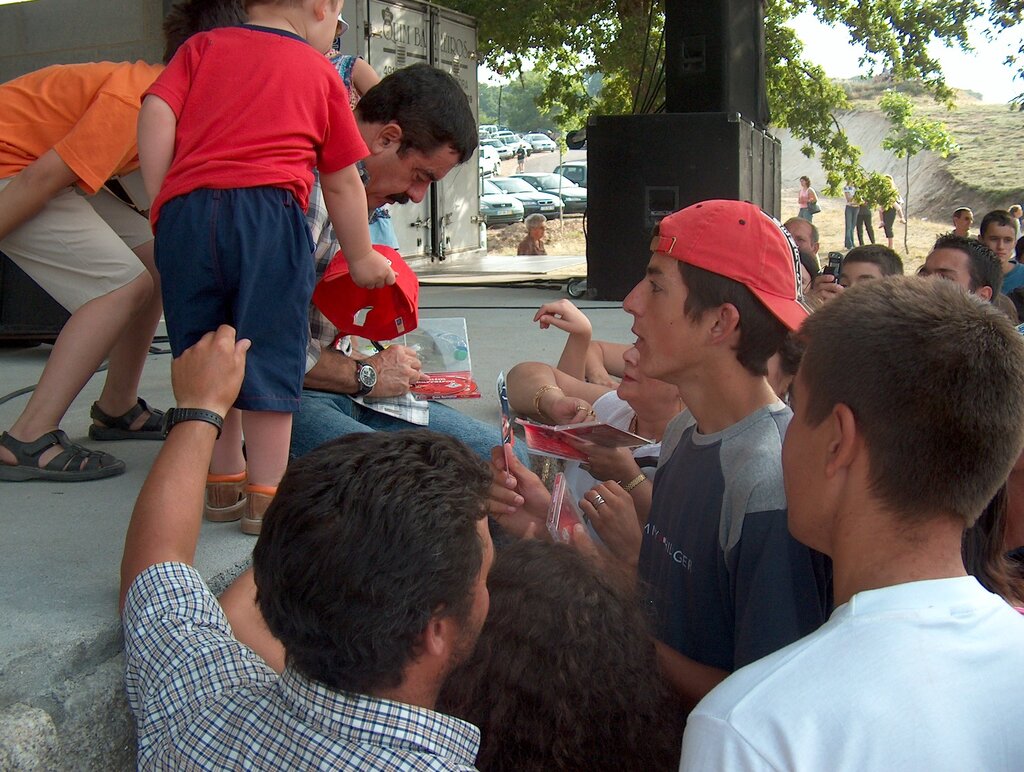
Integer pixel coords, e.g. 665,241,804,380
162,407,224,438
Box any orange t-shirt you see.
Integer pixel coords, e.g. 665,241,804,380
0,61,163,194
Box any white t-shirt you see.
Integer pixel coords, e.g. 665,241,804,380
680,576,1024,771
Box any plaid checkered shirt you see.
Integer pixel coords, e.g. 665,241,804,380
124,562,481,770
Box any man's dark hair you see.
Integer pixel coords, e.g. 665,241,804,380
677,261,789,377
842,244,904,277
931,233,1002,294
438,540,683,772
800,277,1024,528
980,209,1017,237
356,63,478,162
252,430,490,693
163,0,247,63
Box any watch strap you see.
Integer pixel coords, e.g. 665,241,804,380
163,407,224,438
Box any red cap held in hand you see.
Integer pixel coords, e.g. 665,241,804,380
312,245,419,340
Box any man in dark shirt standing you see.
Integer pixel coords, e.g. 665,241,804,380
621,200,831,710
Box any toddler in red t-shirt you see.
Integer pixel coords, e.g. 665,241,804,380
138,0,394,535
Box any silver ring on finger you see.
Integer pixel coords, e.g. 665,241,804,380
591,493,606,508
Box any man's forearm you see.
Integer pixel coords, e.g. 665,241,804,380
119,421,217,609
0,150,79,242
303,347,359,394
654,640,730,713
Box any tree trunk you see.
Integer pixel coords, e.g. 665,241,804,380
903,154,911,255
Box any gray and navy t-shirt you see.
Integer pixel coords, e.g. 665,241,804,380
640,403,831,672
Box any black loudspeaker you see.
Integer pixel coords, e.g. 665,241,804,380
585,113,781,301
0,251,70,342
664,0,769,128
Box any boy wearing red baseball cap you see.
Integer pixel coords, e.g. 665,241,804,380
622,200,830,709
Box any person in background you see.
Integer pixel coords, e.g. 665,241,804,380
517,213,547,256
877,174,905,250
797,175,817,221
978,210,1024,294
952,206,974,237
843,180,858,248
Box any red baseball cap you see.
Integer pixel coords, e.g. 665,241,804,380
650,200,810,331
312,245,419,340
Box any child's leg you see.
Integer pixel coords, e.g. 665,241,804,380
240,411,291,535
210,408,245,476
240,411,292,488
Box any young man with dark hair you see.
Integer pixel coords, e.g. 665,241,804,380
120,327,494,768
621,200,831,709
919,233,1002,300
681,277,1024,770
980,209,1024,294
837,243,904,288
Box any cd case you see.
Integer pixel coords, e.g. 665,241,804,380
516,418,651,461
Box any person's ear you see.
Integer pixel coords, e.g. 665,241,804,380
421,610,458,660
976,285,993,302
368,122,403,154
709,303,741,342
825,403,858,479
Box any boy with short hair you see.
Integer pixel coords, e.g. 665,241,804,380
979,209,1023,294
952,206,974,237
681,277,1024,770
139,0,393,534
837,243,904,288
622,200,831,709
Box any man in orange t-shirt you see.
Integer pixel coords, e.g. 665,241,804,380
0,0,245,482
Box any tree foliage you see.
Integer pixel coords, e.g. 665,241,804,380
879,89,958,251
479,71,559,131
449,0,1023,181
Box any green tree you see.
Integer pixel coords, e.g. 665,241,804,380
449,0,1022,182
480,71,559,131
879,90,958,253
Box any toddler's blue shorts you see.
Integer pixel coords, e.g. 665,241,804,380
155,187,315,413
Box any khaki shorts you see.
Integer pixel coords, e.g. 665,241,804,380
0,171,152,312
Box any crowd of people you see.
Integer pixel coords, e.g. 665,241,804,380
2,0,1024,768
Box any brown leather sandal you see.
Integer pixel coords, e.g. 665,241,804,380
205,471,247,522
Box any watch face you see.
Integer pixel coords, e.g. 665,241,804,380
358,364,377,388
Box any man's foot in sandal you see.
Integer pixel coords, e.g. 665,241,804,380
89,398,165,441
0,430,125,482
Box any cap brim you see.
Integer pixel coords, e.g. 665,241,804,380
749,287,812,331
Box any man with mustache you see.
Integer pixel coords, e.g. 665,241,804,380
294,64,506,462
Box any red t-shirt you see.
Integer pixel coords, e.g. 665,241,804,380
146,25,368,225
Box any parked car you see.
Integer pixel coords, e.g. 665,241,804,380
481,179,525,225
495,131,532,155
489,176,562,218
479,145,501,177
481,137,513,160
512,173,588,214
479,124,499,137
553,160,587,188
523,132,557,152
